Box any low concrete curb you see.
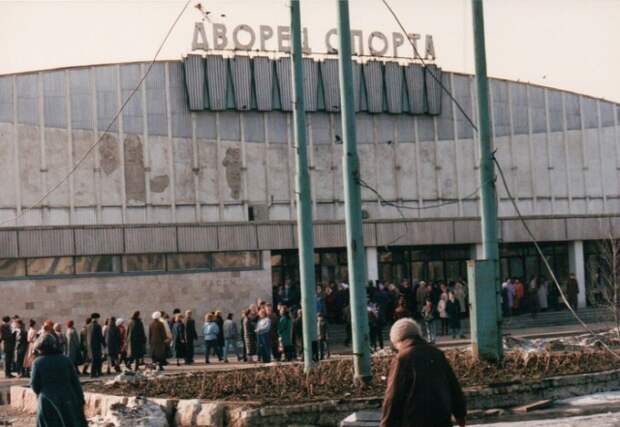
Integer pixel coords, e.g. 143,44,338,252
10,369,620,426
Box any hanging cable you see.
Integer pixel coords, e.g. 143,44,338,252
381,0,478,132
493,153,620,360
0,0,193,227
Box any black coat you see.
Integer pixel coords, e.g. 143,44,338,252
126,318,146,360
105,324,121,356
185,318,198,342
86,321,103,359
0,322,15,351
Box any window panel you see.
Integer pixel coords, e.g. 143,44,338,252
123,254,165,272
27,257,74,276
75,256,121,274
212,251,260,269
167,253,210,271
0,259,25,277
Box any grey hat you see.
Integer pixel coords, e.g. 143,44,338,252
389,318,423,345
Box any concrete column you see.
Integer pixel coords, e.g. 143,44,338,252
568,240,587,308
366,247,378,282
472,243,484,260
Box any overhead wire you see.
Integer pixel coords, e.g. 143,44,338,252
0,0,193,227
381,0,618,355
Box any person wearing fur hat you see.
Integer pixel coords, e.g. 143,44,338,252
380,318,466,427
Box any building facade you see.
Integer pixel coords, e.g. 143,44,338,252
0,54,618,322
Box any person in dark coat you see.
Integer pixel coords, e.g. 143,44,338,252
172,314,186,366
446,291,464,339
381,318,466,427
567,273,580,310
292,308,304,359
105,317,121,374
149,311,167,370
31,334,88,427
14,319,28,377
214,311,224,362
243,307,258,362
126,311,146,371
79,318,91,376
1,316,16,378
86,313,104,378
184,310,198,364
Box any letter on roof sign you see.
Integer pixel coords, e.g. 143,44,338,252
408,33,421,59
277,26,291,53
259,25,274,51
368,31,388,56
325,28,338,53
192,22,209,51
351,30,364,55
392,32,405,57
233,24,256,50
425,35,436,60
213,23,227,50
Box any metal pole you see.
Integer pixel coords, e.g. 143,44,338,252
336,0,371,383
290,0,318,372
471,0,502,360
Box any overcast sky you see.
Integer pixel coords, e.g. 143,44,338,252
1,0,618,102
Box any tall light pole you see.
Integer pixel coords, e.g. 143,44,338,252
336,0,372,383
290,0,318,371
469,0,503,361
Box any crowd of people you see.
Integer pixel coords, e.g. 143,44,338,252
0,274,581,379
501,273,580,317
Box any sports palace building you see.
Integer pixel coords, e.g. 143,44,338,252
0,14,619,322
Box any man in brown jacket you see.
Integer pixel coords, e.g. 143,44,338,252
381,318,466,427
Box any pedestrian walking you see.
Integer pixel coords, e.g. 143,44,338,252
86,313,104,378
1,316,16,378
172,314,186,366
53,323,67,355
203,314,221,364
255,308,272,363
105,316,122,374
126,311,146,371
438,293,448,336
243,307,258,362
184,310,198,364
23,319,38,378
223,313,241,362
446,291,464,339
30,334,88,427
567,273,579,310
277,306,294,361
65,320,82,370
380,318,466,427
79,318,91,376
317,313,329,360
14,319,28,377
149,312,168,371
421,298,436,343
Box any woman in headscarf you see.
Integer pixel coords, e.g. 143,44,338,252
31,333,88,427
149,311,167,371
116,318,128,369
53,323,67,355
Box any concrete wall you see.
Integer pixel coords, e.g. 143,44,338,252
0,251,272,327
0,62,618,227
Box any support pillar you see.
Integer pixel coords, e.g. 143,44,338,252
366,247,379,283
568,240,587,308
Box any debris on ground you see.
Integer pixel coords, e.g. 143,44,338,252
89,347,620,404
88,397,168,427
